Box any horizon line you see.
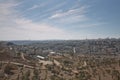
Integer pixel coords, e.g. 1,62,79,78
0,37,120,41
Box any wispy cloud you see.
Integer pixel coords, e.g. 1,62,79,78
0,0,18,27
27,1,50,11
15,18,65,33
28,5,39,10
50,6,87,19
0,1,15,15
0,0,70,40
49,6,89,24
0,0,111,40
25,1,67,21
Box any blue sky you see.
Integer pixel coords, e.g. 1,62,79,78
0,0,120,40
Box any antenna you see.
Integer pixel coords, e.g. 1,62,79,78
86,35,87,40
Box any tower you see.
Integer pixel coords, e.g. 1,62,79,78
73,47,76,54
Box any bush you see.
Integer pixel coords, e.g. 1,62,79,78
4,64,17,75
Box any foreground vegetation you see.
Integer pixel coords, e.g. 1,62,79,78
0,39,120,80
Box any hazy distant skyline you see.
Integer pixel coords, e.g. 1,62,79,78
0,0,120,40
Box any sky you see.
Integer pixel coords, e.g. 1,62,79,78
0,0,120,40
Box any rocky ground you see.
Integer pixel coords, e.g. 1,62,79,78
0,41,120,80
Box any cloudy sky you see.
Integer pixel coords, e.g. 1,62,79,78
0,0,120,40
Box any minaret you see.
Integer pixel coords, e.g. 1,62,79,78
73,47,76,54
85,36,89,54
83,61,87,67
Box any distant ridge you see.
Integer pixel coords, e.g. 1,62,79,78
5,38,120,45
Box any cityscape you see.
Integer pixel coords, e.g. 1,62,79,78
0,0,120,80
0,38,120,80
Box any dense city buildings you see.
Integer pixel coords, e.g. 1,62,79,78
0,38,120,80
